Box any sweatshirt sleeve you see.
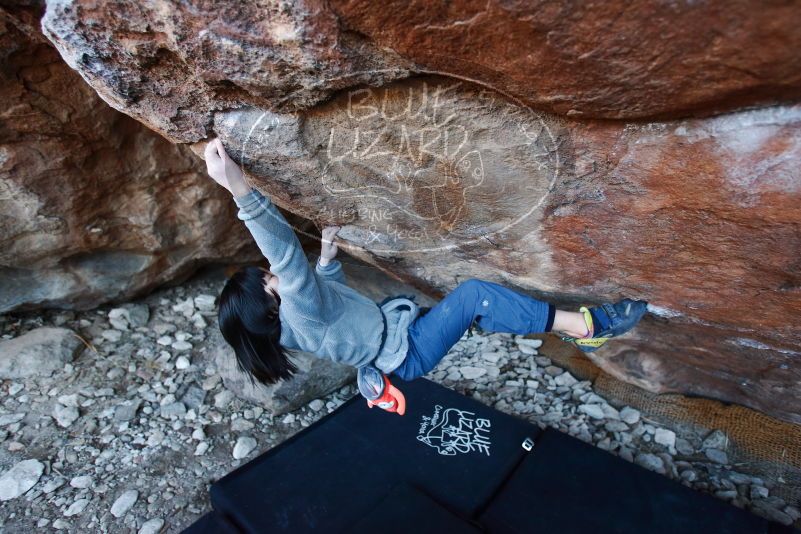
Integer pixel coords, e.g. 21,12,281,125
315,258,346,285
234,189,327,325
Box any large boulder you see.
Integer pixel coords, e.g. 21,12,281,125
0,10,258,312
0,459,45,501
0,327,83,378
34,0,801,423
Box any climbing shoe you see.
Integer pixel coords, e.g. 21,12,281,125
357,364,406,416
564,298,648,353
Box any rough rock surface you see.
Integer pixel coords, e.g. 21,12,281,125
330,0,801,119
0,12,258,312
41,0,412,143
32,0,801,422
40,0,801,143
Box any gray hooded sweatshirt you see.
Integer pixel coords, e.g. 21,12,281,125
234,189,418,373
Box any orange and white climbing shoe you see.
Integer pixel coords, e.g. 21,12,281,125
357,364,406,416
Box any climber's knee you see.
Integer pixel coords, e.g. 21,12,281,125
453,279,487,311
455,278,483,295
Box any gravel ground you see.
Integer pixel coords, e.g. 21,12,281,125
0,269,799,532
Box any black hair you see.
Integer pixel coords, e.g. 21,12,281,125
218,266,296,384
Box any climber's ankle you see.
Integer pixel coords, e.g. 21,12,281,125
552,310,592,339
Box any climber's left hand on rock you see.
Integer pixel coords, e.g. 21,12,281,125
204,138,250,198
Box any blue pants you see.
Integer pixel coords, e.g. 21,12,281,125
393,279,555,381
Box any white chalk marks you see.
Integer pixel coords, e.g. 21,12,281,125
324,83,485,231
236,75,561,254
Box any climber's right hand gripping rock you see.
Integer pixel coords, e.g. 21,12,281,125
357,364,406,416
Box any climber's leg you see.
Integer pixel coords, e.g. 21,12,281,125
393,279,555,380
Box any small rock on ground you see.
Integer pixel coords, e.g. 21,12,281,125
460,366,487,379
64,498,90,517
620,407,641,425
635,453,666,474
654,428,677,448
705,448,729,465
233,436,257,460
139,518,165,534
578,404,605,419
70,475,92,489
110,490,139,518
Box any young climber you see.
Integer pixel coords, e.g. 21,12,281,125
205,138,648,416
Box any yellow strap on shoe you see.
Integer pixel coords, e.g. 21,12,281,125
572,306,610,348
580,307,593,336
573,336,611,348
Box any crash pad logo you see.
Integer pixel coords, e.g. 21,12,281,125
417,405,491,456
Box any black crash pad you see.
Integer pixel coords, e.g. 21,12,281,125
346,484,483,533
480,427,775,534
187,379,789,533
181,511,232,533
209,379,538,532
